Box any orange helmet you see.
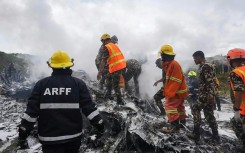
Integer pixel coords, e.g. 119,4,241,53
227,48,245,61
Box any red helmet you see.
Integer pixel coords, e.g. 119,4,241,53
227,48,245,61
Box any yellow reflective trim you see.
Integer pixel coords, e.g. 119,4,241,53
106,44,116,54
241,101,245,105
106,44,123,62
108,52,122,61
166,76,182,83
234,69,245,78
177,88,188,94
166,110,178,114
109,59,126,68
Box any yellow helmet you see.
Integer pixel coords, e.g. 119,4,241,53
159,45,175,55
48,50,74,68
188,71,197,76
101,34,110,41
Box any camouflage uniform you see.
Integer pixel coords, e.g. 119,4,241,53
230,72,245,145
123,59,142,97
153,70,166,115
191,63,219,142
186,76,199,112
95,45,109,89
100,46,124,104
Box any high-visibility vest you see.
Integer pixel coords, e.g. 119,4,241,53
105,43,126,73
163,60,188,99
230,66,245,115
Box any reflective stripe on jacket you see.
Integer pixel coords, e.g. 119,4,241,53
231,66,245,115
21,69,102,144
163,60,188,99
105,43,126,73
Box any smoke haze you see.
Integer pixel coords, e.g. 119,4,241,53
0,0,244,96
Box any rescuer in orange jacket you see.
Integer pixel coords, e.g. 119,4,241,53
159,45,188,133
97,34,126,105
227,48,245,150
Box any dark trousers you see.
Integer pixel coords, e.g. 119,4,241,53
214,94,221,110
42,138,81,153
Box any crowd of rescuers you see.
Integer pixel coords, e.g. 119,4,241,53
16,32,245,152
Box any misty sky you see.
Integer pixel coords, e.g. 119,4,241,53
1,0,245,96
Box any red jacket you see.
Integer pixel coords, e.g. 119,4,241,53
163,60,188,99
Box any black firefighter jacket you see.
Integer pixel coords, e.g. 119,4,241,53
20,69,102,144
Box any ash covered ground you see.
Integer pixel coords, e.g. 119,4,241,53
0,71,243,153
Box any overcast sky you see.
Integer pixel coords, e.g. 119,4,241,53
1,0,245,96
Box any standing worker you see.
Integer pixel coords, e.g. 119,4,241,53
227,48,245,151
18,51,105,153
186,71,199,114
95,35,118,90
97,34,126,105
123,59,142,98
95,40,108,90
153,58,166,116
212,64,222,111
159,45,188,133
191,50,220,144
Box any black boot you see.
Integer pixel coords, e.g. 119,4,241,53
187,126,201,145
160,120,180,133
211,131,220,144
117,96,124,105
157,104,166,116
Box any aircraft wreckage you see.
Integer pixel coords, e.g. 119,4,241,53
0,70,242,153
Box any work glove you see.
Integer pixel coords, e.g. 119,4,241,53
234,111,242,122
18,125,30,149
93,122,105,139
17,139,29,150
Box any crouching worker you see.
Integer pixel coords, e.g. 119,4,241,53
159,45,188,133
18,51,105,153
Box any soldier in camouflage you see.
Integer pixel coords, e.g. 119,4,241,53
95,45,108,89
153,58,166,116
191,51,220,144
98,34,126,105
95,35,118,90
227,48,245,151
123,59,142,97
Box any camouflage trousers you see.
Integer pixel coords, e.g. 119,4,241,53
123,68,141,97
99,69,108,90
231,115,245,145
191,100,219,137
153,87,165,115
106,70,123,103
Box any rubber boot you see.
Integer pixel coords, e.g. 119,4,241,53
155,100,166,116
193,126,201,145
161,120,180,133
211,130,220,144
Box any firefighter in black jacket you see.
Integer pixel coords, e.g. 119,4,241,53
18,51,105,153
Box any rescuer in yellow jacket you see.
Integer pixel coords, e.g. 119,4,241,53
159,45,188,133
97,34,126,105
